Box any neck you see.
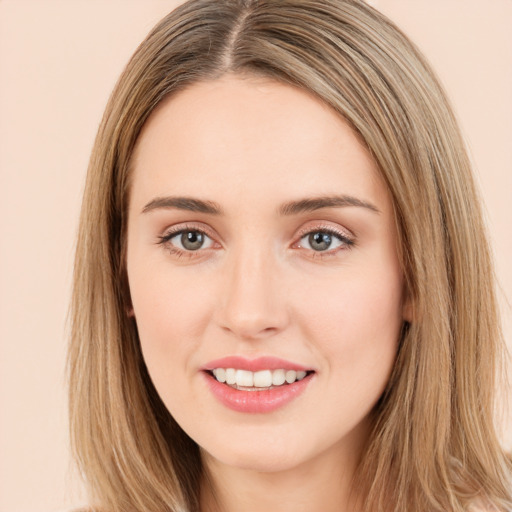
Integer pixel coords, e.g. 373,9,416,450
199,433,366,512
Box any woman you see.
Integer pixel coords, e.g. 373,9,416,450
68,0,512,511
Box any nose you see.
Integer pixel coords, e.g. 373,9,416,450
215,245,289,340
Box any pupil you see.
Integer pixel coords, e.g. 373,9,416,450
181,231,204,250
309,232,331,251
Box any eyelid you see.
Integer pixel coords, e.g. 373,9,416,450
293,222,355,244
155,220,355,258
290,222,356,259
157,222,222,251
159,222,217,239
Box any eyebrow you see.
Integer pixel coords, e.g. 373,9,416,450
278,195,380,215
142,196,223,215
141,194,380,216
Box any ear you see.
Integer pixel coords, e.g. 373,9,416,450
127,306,135,318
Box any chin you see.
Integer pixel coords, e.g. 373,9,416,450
200,432,309,473
210,450,304,474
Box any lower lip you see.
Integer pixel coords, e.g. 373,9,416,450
203,372,314,413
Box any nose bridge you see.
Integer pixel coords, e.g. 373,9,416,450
217,238,287,339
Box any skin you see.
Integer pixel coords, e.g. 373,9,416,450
127,74,410,512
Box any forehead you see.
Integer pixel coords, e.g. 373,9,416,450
129,74,388,213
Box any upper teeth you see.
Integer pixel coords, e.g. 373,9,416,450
212,368,308,388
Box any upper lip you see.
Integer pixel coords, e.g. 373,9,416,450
203,356,313,372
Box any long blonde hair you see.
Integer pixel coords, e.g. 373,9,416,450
68,1,512,510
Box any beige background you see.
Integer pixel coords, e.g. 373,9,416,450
0,1,510,511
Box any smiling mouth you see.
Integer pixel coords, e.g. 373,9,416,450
207,368,315,390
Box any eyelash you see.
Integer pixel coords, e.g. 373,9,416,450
157,224,217,259
156,224,355,260
294,226,355,258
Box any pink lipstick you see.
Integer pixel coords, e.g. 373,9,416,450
202,356,315,413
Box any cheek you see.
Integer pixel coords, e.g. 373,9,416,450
128,267,213,377
298,265,403,378
128,269,215,421
302,263,403,329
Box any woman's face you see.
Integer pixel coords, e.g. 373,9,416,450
127,75,409,474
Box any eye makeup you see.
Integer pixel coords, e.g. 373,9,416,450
155,219,356,261
156,223,220,259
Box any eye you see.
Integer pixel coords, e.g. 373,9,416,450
159,229,215,252
297,229,353,252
